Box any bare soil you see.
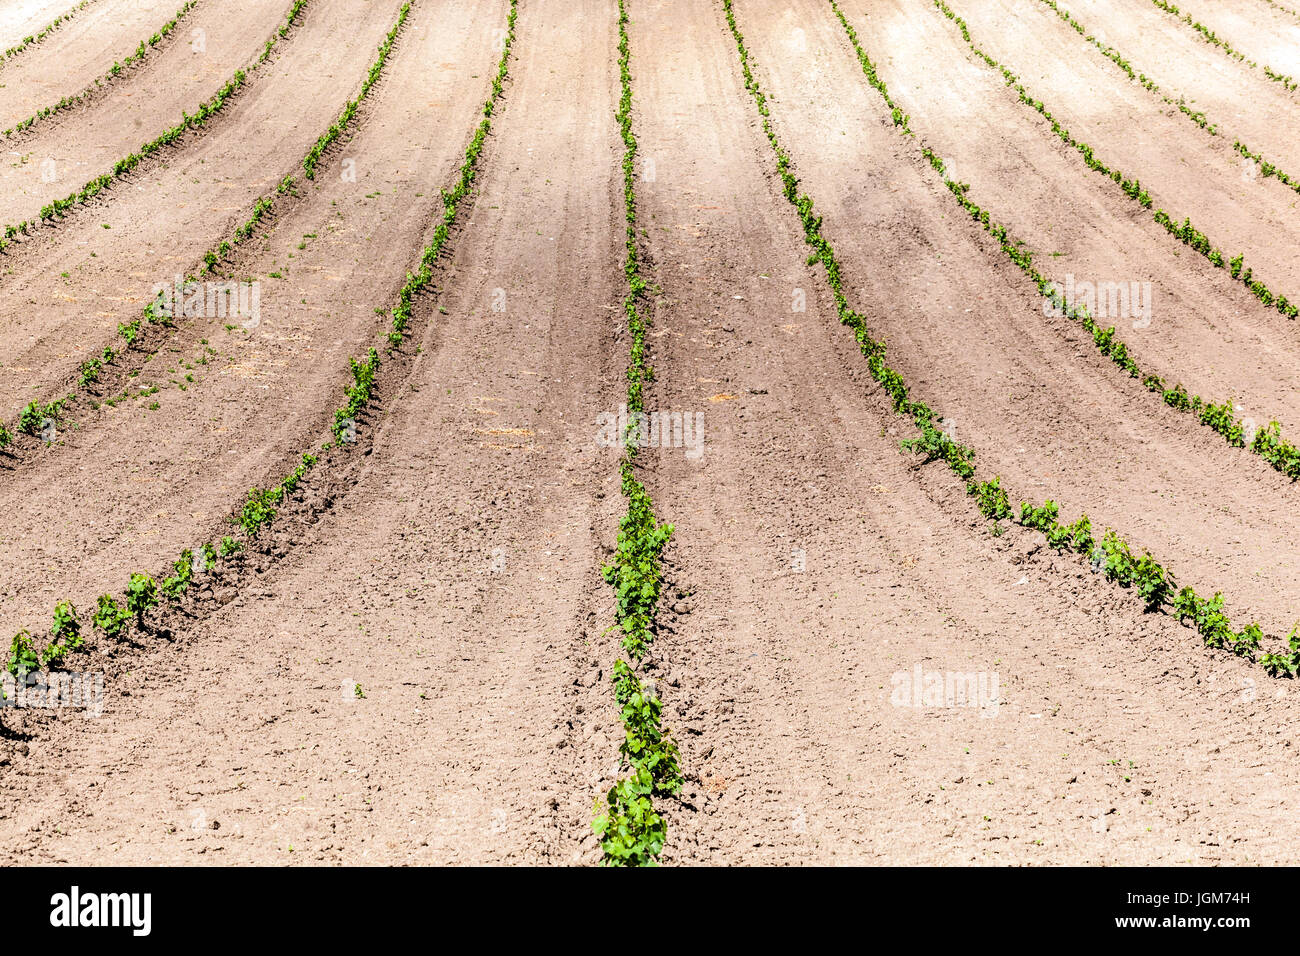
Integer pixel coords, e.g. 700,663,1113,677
0,0,294,226
0,0,405,412
2,0,1299,865
0,0,89,55
0,0,199,129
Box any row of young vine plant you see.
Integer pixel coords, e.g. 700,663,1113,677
3,0,409,455
380,2,515,350
302,0,404,180
929,0,1300,325
1255,0,1300,26
1,0,90,62
833,0,1300,482
721,0,1300,678
1036,0,1300,200
1,5,391,666
1039,1,1207,125
4,0,200,138
0,0,310,250
0,0,316,457
5,0,523,686
590,0,682,868
1150,0,1298,91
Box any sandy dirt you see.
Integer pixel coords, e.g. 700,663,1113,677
1,0,1299,866
940,0,1300,305
0,0,625,865
833,0,1300,489
621,0,1300,866
0,0,493,642
1157,0,1300,78
1064,0,1300,175
0,0,199,128
0,0,295,226
0,0,405,413
0,0,86,54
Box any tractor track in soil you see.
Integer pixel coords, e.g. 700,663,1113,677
0,0,628,866
0,0,293,225
0,0,397,417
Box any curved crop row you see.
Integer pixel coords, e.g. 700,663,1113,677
591,0,681,869
4,0,523,701
880,0,1300,479
4,0,199,139
1255,0,1300,24
932,0,1299,324
1036,0,1300,201
382,12,514,349
722,0,1300,678
0,3,316,461
302,1,404,180
823,0,1300,481
0,0,310,251
1,0,91,62
1150,0,1298,91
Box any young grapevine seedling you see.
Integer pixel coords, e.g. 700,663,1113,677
1099,531,1134,586
593,768,664,867
93,594,131,641
970,477,1011,520
126,573,158,628
1132,553,1175,612
1262,625,1300,677
1229,622,1263,660
612,660,683,795
161,549,194,602
50,600,81,649
18,401,44,435
7,630,38,676
1176,588,1235,649
237,487,278,537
